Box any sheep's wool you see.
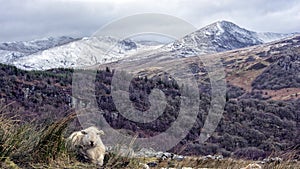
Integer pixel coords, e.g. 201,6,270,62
67,126,106,166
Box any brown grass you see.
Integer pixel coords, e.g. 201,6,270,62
0,103,299,169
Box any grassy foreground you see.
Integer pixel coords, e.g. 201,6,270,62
0,104,299,169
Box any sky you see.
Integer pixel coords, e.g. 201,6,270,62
0,0,300,42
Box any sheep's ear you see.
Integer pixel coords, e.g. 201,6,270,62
81,130,87,135
97,130,105,135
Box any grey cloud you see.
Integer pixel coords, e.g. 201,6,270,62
0,0,299,42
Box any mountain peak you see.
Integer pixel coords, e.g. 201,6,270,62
206,20,249,33
214,20,235,26
169,21,263,56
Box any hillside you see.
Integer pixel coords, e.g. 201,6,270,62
0,35,299,162
0,36,78,64
164,20,294,57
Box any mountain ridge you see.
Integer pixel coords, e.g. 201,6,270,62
0,20,297,70
166,20,296,57
0,36,79,64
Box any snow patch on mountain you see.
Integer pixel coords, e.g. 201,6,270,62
0,36,78,64
12,36,163,70
0,21,296,70
256,32,296,43
163,21,295,58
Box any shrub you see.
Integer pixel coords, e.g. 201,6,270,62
233,147,267,160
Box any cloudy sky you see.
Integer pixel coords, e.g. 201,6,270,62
1,0,299,42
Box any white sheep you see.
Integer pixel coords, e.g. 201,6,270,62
67,126,106,166
67,131,84,150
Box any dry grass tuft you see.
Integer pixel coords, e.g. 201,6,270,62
0,103,299,169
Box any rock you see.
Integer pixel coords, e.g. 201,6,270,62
215,155,224,160
160,154,168,160
263,157,282,164
203,155,215,160
156,152,173,160
135,147,158,157
163,152,173,158
173,154,185,161
201,154,223,160
147,162,158,167
155,151,165,158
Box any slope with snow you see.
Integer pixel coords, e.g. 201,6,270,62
0,21,296,70
12,36,163,70
0,36,78,64
163,21,295,58
255,32,296,43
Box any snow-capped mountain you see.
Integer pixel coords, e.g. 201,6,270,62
255,32,295,43
164,21,295,57
0,36,78,64
12,36,163,70
0,20,296,70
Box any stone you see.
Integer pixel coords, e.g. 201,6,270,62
147,162,158,167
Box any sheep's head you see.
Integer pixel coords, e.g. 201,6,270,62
81,127,105,148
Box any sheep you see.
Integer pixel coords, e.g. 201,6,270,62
67,126,105,166
67,131,84,150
